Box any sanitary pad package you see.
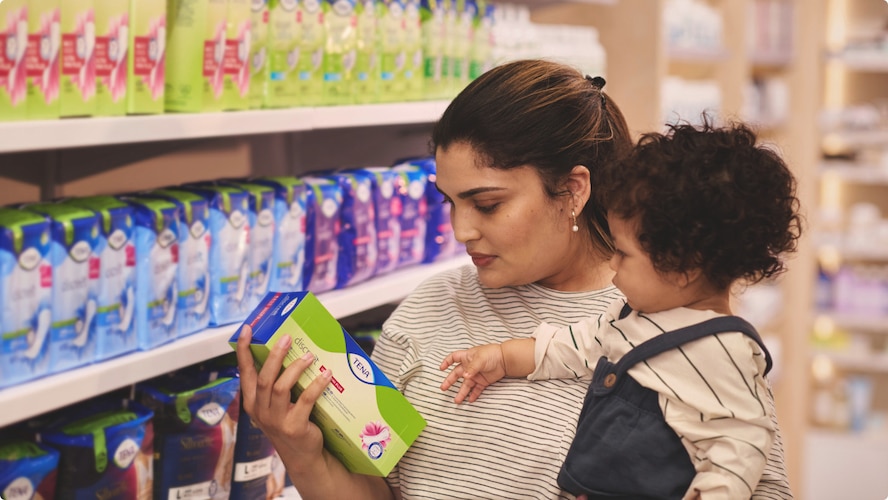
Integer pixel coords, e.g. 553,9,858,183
120,196,180,350
229,291,426,476
359,167,401,276
0,440,59,500
0,0,29,121
62,196,138,362
21,203,100,374
0,208,52,388
302,176,343,294
138,365,241,500
391,161,428,269
40,399,154,500
93,0,130,116
165,0,228,112
251,176,307,292
59,0,96,118
327,169,378,289
147,189,212,337
402,156,459,263
26,0,60,120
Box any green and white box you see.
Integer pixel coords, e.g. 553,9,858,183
223,0,251,110
165,0,227,112
229,291,426,476
59,0,96,117
94,0,129,116
26,0,60,120
0,0,30,121
126,0,165,114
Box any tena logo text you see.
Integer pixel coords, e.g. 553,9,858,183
229,210,247,229
288,200,304,219
17,247,42,271
357,182,372,203
281,0,298,10
251,0,266,11
108,229,128,250
258,209,274,227
408,179,424,200
321,198,338,218
69,240,92,262
113,438,140,469
380,178,394,198
348,352,374,383
190,220,207,239
333,0,354,17
303,0,321,13
196,402,226,426
156,228,176,248
281,297,300,316
3,477,35,500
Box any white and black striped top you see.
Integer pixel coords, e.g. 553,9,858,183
372,265,792,499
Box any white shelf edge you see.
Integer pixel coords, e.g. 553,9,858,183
0,101,451,154
814,239,888,261
822,128,888,148
813,311,888,334
666,46,731,63
826,51,888,72
819,162,888,185
810,348,888,374
0,255,470,428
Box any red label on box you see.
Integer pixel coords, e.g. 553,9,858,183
61,33,84,75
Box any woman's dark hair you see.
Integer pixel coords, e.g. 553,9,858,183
431,59,633,258
599,117,804,290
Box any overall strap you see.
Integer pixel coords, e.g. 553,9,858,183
613,315,773,376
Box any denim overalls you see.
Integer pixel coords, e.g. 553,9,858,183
558,305,773,500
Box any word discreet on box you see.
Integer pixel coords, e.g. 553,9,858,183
229,291,426,476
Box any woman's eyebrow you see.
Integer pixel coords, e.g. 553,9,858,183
454,186,508,199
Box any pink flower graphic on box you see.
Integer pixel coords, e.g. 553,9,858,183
359,422,392,451
1,6,28,105
95,13,128,102
132,15,165,100
27,8,60,103
234,20,251,96
204,22,226,98
61,10,96,99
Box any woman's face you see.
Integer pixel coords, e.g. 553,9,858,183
435,142,581,290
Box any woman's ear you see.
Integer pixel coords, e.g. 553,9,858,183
567,165,592,209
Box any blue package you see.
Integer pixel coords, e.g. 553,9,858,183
21,203,101,374
406,156,460,263
178,184,252,326
391,161,428,269
0,440,59,499
326,169,378,289
147,189,213,337
359,167,401,277
120,196,180,351
303,176,343,294
0,208,53,388
251,176,307,293
62,197,139,362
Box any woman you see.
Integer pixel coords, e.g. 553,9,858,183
235,59,791,499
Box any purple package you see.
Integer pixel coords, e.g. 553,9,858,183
401,156,460,263
326,170,379,289
360,167,401,277
391,162,428,269
302,176,343,294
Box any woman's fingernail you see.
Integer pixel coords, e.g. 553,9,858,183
301,351,313,362
276,336,291,350
322,368,333,379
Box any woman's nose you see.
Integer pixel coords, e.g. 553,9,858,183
451,208,479,243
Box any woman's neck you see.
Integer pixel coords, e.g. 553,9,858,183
536,257,615,292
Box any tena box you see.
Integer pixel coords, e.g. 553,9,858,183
59,0,96,117
21,203,100,374
223,0,251,110
321,0,356,105
25,0,60,120
165,0,227,112
93,0,129,116
264,0,300,108
0,208,52,388
296,0,324,106
377,0,405,103
229,291,426,476
0,0,29,121
351,0,379,104
126,0,164,114
247,0,269,109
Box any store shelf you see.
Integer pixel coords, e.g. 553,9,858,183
816,312,888,334
749,50,793,67
827,50,888,72
666,46,731,63
0,100,451,154
820,161,888,185
811,348,888,373
822,128,888,149
815,239,888,260
0,255,470,428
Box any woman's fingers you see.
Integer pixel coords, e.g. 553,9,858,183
235,325,258,412
254,334,292,411
292,362,333,424
270,350,313,416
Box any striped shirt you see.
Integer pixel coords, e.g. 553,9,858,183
531,301,780,499
372,265,792,499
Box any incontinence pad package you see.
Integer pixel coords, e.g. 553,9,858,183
302,176,343,294
40,399,154,500
405,156,459,263
359,167,401,276
229,291,427,476
21,203,101,374
390,161,428,269
0,440,59,499
326,169,378,289
251,176,307,293
0,209,52,388
148,189,212,337
179,183,252,326
120,196,180,350
63,196,138,361
138,365,241,500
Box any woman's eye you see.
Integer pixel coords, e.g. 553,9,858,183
475,203,499,214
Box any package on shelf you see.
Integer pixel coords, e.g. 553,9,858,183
419,0,446,100
325,169,379,289
250,176,307,293
138,366,240,500
303,175,343,294
218,180,277,312
264,0,301,108
0,0,29,121
468,0,494,81
0,440,60,499
223,0,251,110
0,208,52,388
19,203,100,375
248,0,270,109
178,183,252,326
377,0,408,103
61,196,139,362
403,0,423,101
94,0,129,116
403,155,460,263
59,0,96,118
358,166,401,277
322,0,358,105
39,398,154,499
391,160,428,268
448,0,472,95
229,290,427,477
353,0,381,104
126,0,165,115
146,189,213,337
26,0,61,120
296,0,325,106
165,0,227,113
118,195,180,350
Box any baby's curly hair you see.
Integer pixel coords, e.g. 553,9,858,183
598,117,803,291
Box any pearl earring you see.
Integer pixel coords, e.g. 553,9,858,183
571,210,579,233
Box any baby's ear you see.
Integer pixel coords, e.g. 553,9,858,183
675,268,703,288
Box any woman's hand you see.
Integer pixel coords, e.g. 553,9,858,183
439,344,507,403
235,325,332,474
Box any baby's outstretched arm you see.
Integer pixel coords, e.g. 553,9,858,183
440,338,535,403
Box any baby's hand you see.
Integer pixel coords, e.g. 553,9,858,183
439,344,507,404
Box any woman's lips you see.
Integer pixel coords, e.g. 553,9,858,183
469,253,495,267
